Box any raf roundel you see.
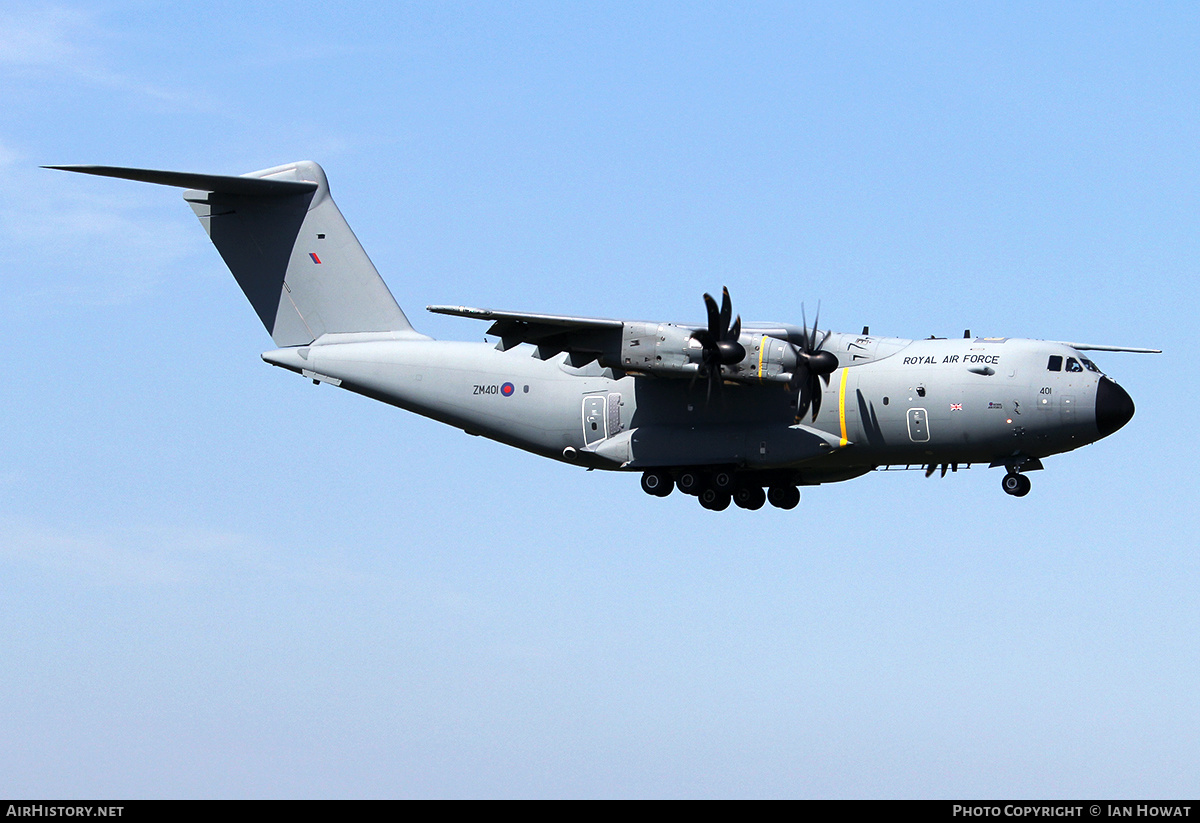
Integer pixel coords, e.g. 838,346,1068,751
501,382,515,397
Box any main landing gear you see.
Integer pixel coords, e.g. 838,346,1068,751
640,470,674,497
1002,472,1031,497
640,470,799,511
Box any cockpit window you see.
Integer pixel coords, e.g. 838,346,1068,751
1082,358,1101,373
1066,357,1083,372
1047,355,1063,372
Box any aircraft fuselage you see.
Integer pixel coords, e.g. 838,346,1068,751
263,332,1134,486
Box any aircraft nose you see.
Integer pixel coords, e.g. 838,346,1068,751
1095,376,1135,437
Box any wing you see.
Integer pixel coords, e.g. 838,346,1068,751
428,304,806,360
1056,342,1162,354
427,305,625,362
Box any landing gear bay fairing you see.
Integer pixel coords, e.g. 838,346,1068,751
50,161,1159,510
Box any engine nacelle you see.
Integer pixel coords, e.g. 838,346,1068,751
730,334,800,384
614,324,799,384
615,322,701,376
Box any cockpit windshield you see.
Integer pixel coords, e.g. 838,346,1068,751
1048,354,1101,374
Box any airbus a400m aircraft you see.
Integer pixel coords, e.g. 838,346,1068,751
50,161,1159,511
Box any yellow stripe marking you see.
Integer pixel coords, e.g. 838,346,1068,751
838,367,850,447
757,335,767,384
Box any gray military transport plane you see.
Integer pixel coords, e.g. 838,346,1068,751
49,160,1159,511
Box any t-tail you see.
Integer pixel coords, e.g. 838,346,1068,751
45,161,426,346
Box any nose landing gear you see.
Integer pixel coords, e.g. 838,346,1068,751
1002,472,1031,497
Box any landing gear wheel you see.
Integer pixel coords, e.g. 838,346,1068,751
676,470,705,496
698,488,731,511
767,485,801,510
641,471,674,497
1002,473,1031,497
733,485,766,510
711,470,737,493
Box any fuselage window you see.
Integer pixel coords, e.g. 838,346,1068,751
1047,355,1063,371
1066,357,1083,372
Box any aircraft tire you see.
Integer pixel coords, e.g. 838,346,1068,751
641,471,674,497
733,485,765,510
699,488,731,511
1002,473,1027,496
676,470,705,496
711,470,736,492
767,485,801,510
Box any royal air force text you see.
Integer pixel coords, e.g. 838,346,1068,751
903,354,1001,366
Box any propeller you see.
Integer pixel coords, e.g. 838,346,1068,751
690,287,746,401
790,304,839,422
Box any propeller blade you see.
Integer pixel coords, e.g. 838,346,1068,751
707,368,722,403
694,288,748,402
704,293,720,337
794,369,811,422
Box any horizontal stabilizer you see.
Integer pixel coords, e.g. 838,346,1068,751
43,165,318,197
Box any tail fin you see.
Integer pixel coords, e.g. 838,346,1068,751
46,161,420,346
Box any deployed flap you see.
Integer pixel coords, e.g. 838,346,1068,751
48,161,419,347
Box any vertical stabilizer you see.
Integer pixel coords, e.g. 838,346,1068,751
47,161,420,346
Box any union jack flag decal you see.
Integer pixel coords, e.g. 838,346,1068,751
950,403,963,411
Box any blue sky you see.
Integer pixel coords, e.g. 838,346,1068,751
2,1,1197,798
